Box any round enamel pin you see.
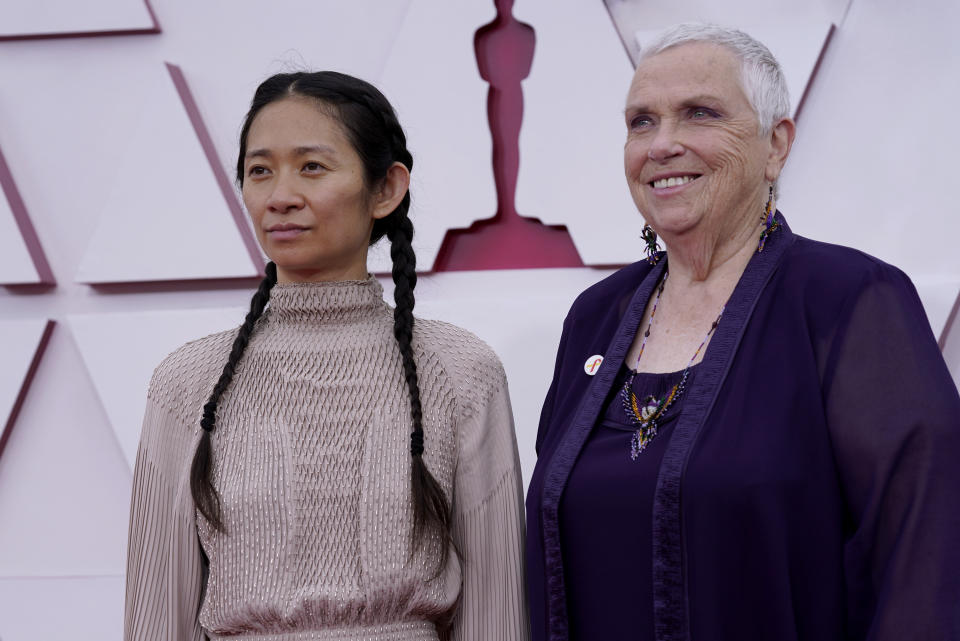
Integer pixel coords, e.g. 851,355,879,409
583,355,604,376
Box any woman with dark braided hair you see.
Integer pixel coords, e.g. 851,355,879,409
124,72,529,641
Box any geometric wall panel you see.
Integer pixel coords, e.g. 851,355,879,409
0,319,54,460
165,63,267,275
913,279,960,345
377,0,497,273
0,575,123,641
779,0,960,293
0,147,54,285
514,0,639,267
68,307,243,468
0,0,157,39
941,297,960,389
75,64,262,284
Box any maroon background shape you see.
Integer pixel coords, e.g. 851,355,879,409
0,145,55,285
0,320,55,461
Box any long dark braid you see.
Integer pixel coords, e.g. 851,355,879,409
191,262,277,530
384,204,453,568
192,72,453,562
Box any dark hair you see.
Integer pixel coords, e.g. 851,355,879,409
190,71,452,568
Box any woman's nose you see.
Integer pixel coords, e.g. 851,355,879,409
647,123,684,162
266,174,305,213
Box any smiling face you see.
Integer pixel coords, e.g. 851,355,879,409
624,42,786,243
241,97,386,283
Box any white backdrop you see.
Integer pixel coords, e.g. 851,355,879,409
1,0,959,637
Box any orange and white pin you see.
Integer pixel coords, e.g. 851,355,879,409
583,355,604,376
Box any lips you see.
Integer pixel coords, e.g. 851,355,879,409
266,223,309,240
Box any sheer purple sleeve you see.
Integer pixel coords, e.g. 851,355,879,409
823,263,960,639
535,313,571,455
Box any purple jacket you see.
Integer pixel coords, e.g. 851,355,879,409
525,215,960,641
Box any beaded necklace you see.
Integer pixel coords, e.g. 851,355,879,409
622,270,723,459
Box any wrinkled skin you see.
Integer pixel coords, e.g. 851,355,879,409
623,42,793,281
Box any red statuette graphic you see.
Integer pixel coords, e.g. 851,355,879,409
432,0,584,271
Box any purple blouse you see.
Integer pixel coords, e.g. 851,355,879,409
561,365,694,639
526,215,960,641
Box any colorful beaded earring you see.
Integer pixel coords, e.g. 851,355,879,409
757,184,779,252
642,224,662,264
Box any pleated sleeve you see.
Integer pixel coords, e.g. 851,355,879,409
124,384,207,640
823,263,960,640
449,366,531,641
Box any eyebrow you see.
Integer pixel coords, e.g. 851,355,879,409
245,144,338,159
625,94,724,115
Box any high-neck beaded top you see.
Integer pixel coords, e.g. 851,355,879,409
124,277,530,641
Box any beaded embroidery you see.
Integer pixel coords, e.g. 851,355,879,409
622,270,723,459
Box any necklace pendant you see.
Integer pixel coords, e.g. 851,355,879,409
640,395,659,420
630,422,659,460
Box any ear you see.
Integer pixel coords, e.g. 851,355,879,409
371,162,411,220
764,117,796,183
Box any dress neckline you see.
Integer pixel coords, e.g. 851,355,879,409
266,276,389,325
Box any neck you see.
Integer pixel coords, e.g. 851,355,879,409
659,187,769,289
277,263,370,284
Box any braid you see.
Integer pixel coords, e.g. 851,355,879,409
190,262,278,531
386,208,454,570
387,211,423,451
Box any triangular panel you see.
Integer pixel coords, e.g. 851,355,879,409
0,319,54,460
69,307,243,468
912,279,960,345
76,64,262,284
0,576,123,639
0,0,157,39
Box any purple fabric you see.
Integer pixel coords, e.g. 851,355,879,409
561,365,692,639
525,214,960,641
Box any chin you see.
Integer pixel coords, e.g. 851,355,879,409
645,211,702,237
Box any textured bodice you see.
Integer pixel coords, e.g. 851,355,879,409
125,276,530,641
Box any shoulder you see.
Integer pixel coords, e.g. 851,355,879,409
147,327,238,421
775,234,928,346
782,235,915,304
413,317,506,404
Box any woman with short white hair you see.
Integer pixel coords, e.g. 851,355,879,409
526,24,960,641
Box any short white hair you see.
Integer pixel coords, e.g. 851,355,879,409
639,23,791,135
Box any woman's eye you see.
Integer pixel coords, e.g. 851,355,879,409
690,107,718,119
247,165,268,177
629,114,653,129
303,162,325,173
